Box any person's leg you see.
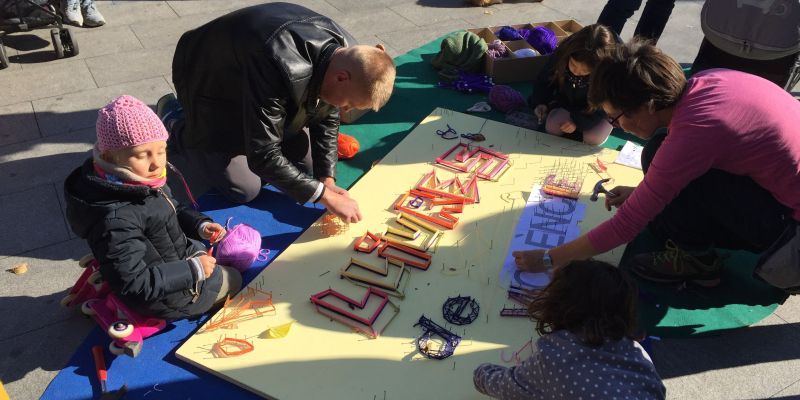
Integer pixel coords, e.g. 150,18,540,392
633,0,675,41
630,133,790,285
169,148,263,205
581,119,613,146
213,266,243,304
544,108,572,136
597,0,644,35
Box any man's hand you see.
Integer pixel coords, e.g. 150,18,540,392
201,222,226,244
318,177,361,223
559,120,577,134
198,255,217,278
322,177,351,198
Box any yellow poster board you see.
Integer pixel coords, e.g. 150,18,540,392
176,108,644,399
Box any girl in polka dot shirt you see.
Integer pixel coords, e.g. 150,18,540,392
474,260,665,399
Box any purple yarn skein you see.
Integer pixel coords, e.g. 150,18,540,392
495,26,523,41
527,26,557,55
488,85,527,113
487,39,509,59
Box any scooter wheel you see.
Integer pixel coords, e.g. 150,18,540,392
80,300,97,316
60,294,76,307
109,341,126,356
108,320,134,339
88,271,103,286
78,254,95,268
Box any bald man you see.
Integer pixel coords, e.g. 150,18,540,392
159,2,396,222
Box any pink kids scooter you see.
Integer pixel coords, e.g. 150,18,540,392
61,254,167,357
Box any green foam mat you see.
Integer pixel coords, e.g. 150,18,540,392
623,230,787,338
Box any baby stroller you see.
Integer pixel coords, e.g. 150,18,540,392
0,0,78,69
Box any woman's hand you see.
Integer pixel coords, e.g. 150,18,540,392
202,222,226,244
511,250,550,273
605,186,636,211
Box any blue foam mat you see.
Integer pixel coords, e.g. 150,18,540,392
42,187,324,400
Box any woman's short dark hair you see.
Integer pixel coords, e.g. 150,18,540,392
588,39,686,113
551,24,618,87
527,259,638,346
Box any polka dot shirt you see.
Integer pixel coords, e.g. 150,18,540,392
473,330,666,399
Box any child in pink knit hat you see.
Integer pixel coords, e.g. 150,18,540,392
64,95,242,320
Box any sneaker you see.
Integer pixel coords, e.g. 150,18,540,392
80,0,105,27
60,0,83,27
628,239,724,287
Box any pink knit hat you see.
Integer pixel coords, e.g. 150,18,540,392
96,95,169,153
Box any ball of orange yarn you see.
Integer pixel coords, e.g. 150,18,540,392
337,133,360,159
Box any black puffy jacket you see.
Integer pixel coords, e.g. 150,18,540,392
528,55,607,132
64,159,222,319
171,2,356,202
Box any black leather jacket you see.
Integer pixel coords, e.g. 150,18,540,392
172,2,355,202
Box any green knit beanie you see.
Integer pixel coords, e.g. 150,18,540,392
431,31,487,80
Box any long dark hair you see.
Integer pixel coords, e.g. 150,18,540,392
551,24,617,87
528,259,638,346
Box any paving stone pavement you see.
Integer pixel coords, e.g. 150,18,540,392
0,1,798,399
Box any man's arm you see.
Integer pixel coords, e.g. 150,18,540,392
242,56,324,203
308,105,340,181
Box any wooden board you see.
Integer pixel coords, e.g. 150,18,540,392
176,108,644,399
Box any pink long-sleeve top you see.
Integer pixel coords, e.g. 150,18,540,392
587,69,800,253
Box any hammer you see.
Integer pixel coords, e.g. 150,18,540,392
92,346,128,400
590,178,618,202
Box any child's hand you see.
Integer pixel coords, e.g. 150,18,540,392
202,223,226,244
533,104,548,124
198,255,217,278
559,120,577,133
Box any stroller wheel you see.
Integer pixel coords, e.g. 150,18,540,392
60,28,79,58
50,28,64,59
0,44,8,70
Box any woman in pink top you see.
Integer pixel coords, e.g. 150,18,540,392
513,40,800,291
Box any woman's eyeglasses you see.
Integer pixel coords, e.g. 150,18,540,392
607,111,624,127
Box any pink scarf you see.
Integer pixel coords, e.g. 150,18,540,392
93,147,167,188
92,147,199,209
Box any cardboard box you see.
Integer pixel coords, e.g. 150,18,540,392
467,19,583,84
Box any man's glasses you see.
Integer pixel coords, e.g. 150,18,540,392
607,111,624,127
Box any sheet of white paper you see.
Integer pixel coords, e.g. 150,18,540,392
615,141,644,170
499,184,586,290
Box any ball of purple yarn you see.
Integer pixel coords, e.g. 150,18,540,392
489,85,527,113
527,26,557,55
487,39,509,59
496,26,523,41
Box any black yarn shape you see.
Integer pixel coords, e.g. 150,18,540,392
442,295,479,325
414,315,461,360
